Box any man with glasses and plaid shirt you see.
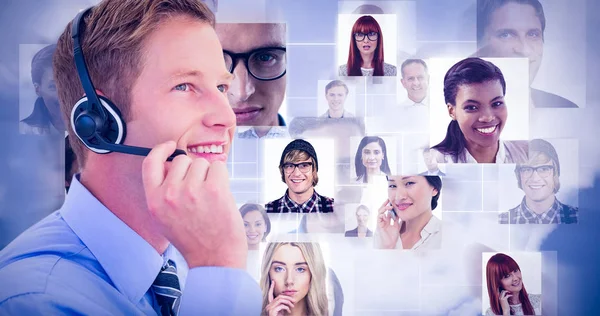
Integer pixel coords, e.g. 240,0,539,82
499,139,578,224
266,139,335,213
216,23,288,139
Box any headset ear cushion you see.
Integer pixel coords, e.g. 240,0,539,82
97,95,126,145
70,95,127,154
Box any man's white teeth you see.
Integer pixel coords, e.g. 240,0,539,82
529,185,544,189
188,144,224,154
291,179,303,183
476,126,497,134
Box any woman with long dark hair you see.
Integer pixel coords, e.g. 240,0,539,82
338,15,396,76
429,57,527,164
20,44,65,135
354,136,391,183
485,253,541,315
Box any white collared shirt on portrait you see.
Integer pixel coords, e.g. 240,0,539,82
320,110,354,118
399,94,429,108
429,139,528,164
374,215,442,250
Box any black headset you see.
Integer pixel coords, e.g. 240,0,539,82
70,7,186,160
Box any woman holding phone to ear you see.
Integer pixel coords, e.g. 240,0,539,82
260,242,329,316
429,57,527,164
485,253,541,315
374,175,442,250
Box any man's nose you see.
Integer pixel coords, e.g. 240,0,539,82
512,37,534,58
291,165,303,176
228,60,256,105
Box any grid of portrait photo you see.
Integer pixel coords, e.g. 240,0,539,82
223,1,583,315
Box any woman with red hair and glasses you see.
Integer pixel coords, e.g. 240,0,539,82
338,15,397,76
485,253,541,315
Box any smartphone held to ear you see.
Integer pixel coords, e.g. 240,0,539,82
386,202,397,223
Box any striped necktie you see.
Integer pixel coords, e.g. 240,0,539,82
152,259,182,316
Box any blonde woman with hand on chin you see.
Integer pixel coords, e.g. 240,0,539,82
261,242,329,316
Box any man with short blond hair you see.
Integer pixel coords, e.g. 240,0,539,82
321,80,354,118
0,0,260,314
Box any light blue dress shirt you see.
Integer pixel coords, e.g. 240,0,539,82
0,176,261,315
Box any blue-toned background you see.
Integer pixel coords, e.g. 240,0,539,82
0,0,599,315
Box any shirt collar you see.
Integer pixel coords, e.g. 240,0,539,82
410,95,429,107
278,113,286,126
283,189,319,213
463,139,506,163
520,196,559,222
325,110,347,118
61,175,185,303
237,126,288,139
420,214,442,239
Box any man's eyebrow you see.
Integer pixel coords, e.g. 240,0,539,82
165,70,233,84
167,70,205,82
526,27,543,34
227,42,285,53
222,72,234,81
494,28,517,34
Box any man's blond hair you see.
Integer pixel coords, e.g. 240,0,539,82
53,0,215,167
279,150,319,187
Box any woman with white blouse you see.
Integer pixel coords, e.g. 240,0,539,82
374,175,442,250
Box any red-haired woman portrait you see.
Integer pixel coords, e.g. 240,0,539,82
338,15,397,77
485,253,541,315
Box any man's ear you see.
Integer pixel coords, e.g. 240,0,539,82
34,82,41,97
400,78,407,88
81,90,107,98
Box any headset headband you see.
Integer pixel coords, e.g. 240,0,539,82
71,7,106,122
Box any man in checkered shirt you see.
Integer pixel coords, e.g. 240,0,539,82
499,139,578,224
265,139,334,213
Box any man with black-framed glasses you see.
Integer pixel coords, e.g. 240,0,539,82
216,23,288,138
499,139,578,224
265,139,334,213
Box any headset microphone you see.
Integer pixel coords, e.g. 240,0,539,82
70,7,186,161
